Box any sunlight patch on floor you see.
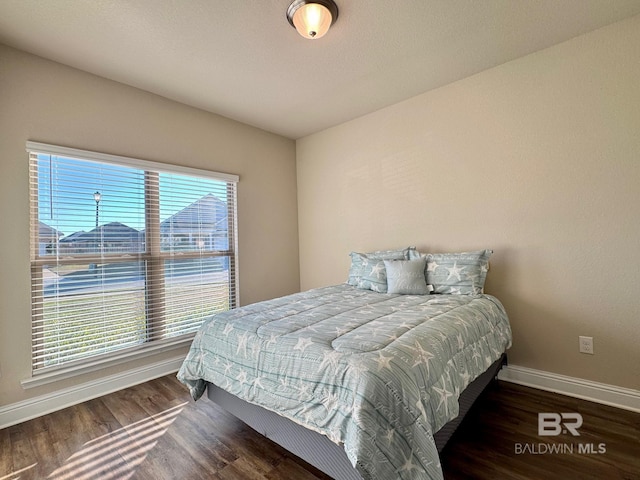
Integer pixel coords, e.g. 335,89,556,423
45,402,187,480
0,462,38,480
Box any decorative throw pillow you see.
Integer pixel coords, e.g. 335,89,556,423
357,259,389,293
346,247,415,287
422,250,492,294
384,258,429,295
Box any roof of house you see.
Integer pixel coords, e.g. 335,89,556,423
57,194,228,243
38,221,64,240
160,194,227,234
59,222,141,243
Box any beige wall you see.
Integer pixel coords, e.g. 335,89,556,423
0,44,299,406
297,16,640,390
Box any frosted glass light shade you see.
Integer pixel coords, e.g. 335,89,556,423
287,0,338,40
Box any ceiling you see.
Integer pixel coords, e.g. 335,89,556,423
1,1,639,139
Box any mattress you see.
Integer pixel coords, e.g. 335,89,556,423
178,284,512,480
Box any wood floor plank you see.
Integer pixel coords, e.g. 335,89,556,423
265,456,329,480
26,416,65,476
8,424,37,476
1,375,638,480
163,405,238,472
0,427,12,474
440,382,640,480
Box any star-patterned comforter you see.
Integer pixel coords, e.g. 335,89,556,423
177,284,512,480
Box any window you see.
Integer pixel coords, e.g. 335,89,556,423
28,142,238,373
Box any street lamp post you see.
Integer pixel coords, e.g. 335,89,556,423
94,191,101,229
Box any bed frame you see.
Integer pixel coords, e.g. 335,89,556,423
207,354,507,480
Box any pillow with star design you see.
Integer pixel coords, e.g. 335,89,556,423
347,247,415,288
356,258,390,292
410,249,492,294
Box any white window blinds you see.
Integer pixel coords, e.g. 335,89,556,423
27,142,238,372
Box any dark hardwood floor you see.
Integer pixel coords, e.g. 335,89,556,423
1,375,638,479
440,381,640,480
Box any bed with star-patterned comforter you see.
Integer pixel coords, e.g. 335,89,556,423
177,284,512,480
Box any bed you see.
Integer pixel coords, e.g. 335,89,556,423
178,249,512,480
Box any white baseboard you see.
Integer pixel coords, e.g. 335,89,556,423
0,355,185,430
498,364,640,413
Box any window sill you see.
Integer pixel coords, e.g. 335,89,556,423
21,336,193,389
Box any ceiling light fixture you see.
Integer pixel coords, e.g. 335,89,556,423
286,0,338,40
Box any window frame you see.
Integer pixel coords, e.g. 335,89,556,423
26,142,239,384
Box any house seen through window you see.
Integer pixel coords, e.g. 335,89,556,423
28,142,238,372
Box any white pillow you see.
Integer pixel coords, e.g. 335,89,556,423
384,258,429,295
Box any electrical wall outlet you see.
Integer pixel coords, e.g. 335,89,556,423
579,336,594,354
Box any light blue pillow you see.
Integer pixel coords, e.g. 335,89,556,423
357,259,389,293
384,258,429,295
424,250,492,294
347,247,415,287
